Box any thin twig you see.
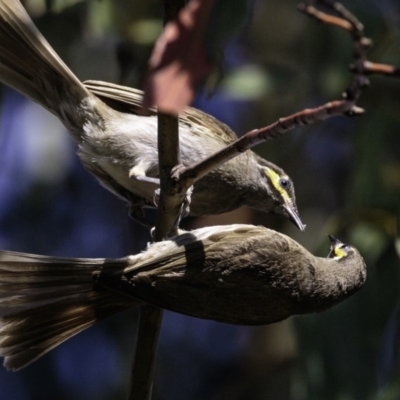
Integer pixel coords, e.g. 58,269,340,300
298,4,354,32
361,61,400,77
178,100,364,186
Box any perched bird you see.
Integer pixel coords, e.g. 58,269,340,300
0,0,304,230
0,224,366,370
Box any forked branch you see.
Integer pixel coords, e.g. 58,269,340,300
166,0,400,201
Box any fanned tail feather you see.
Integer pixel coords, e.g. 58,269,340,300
0,251,136,371
0,0,90,121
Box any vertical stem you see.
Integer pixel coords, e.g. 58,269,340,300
128,306,164,400
128,1,186,399
154,112,181,241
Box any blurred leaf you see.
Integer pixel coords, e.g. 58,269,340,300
26,0,84,15
86,0,114,36
375,384,400,400
348,222,388,263
143,0,213,114
126,19,162,45
221,64,272,100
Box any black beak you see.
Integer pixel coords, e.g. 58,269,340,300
327,235,343,257
328,235,342,245
284,203,306,232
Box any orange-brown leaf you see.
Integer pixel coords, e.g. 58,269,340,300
142,0,214,114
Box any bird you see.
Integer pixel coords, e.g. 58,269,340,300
0,224,366,370
0,0,305,230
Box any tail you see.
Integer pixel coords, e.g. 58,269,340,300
0,0,92,135
0,251,136,371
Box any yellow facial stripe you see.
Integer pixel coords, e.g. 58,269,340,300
265,168,290,200
333,246,347,259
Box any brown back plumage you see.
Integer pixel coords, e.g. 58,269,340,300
0,225,366,370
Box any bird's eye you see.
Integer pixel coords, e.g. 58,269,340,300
279,178,290,189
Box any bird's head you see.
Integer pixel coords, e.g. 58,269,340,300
254,158,305,231
326,235,367,289
327,235,355,259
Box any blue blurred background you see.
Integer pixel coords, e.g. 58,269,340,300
0,0,399,399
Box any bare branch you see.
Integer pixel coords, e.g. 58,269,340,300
363,61,400,77
297,4,354,32
154,112,182,241
168,0,400,192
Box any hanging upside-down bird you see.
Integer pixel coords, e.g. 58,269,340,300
0,224,365,370
0,0,305,230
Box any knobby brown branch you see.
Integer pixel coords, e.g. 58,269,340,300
178,100,364,186
154,112,182,240
165,0,400,197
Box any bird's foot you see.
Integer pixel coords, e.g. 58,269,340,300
168,185,193,236
153,188,160,207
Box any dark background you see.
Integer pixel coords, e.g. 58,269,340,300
0,0,399,399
